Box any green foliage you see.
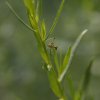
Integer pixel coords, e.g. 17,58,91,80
6,1,33,31
74,60,93,100
6,0,93,100
41,20,46,41
23,0,35,16
58,29,88,83
47,66,63,98
48,0,65,37
66,74,75,99
81,60,93,92
59,46,72,78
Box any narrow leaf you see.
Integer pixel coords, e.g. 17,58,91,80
60,46,72,75
71,29,88,55
47,66,62,98
38,46,49,64
81,60,93,92
47,0,65,39
74,60,93,100
37,40,51,65
67,74,75,99
6,1,34,31
58,29,88,82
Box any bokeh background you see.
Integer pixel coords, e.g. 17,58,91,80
0,0,100,100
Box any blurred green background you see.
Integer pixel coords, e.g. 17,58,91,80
0,0,100,100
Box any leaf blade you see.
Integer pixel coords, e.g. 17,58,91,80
60,46,72,74
58,29,88,82
67,74,75,99
47,66,62,98
46,0,65,39
6,1,34,31
74,60,93,100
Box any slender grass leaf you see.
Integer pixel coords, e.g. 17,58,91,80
81,60,93,92
58,29,88,82
59,46,72,75
67,74,75,99
71,29,88,56
38,46,49,64
6,1,34,31
36,36,50,65
46,0,65,39
47,67,63,98
74,60,93,100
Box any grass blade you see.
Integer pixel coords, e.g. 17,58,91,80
46,0,65,39
81,60,93,92
47,66,63,98
67,74,75,99
58,29,88,82
74,60,93,100
71,29,88,55
59,46,72,75
6,1,34,31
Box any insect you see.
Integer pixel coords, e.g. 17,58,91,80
48,42,58,50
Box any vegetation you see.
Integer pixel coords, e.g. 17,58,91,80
6,0,94,100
